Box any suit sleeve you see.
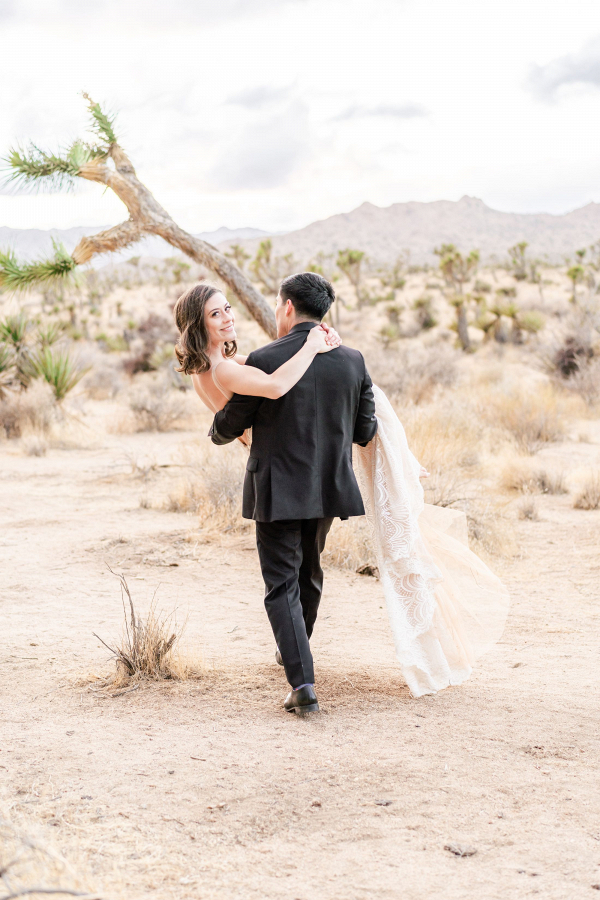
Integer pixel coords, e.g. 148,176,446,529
353,357,378,447
210,351,265,445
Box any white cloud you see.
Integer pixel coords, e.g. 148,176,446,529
1,0,600,235
527,37,600,100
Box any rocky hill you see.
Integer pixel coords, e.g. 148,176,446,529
228,196,600,266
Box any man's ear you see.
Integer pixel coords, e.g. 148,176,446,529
286,299,294,316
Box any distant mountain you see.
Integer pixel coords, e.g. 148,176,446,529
0,225,270,264
229,196,600,265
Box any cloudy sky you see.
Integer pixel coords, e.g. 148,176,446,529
1,0,599,234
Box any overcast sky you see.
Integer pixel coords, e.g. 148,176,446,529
1,0,600,234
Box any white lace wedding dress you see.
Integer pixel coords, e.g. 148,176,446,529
355,386,510,698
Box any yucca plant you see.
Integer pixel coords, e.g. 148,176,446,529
0,311,30,350
29,346,90,401
36,320,65,348
0,343,15,397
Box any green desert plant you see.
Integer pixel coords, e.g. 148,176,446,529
225,243,251,271
29,346,90,401
412,295,437,330
36,320,64,348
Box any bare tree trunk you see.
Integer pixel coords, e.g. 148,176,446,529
71,149,277,339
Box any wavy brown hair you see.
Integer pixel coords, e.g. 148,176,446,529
173,283,237,374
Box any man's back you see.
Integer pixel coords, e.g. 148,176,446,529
212,322,377,521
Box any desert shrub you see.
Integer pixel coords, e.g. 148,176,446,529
573,472,600,510
412,295,438,330
123,313,176,375
501,459,567,494
479,385,565,453
369,344,460,405
551,335,593,377
82,362,124,399
0,381,57,438
557,357,600,406
518,497,539,520
128,378,187,431
167,442,250,533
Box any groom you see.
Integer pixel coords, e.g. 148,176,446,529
211,272,377,714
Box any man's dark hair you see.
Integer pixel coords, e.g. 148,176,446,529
279,272,335,321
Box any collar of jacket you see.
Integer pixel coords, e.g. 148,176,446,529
289,321,320,333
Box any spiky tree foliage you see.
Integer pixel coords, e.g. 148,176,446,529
29,346,90,401
36,320,65,348
0,242,78,291
2,94,276,338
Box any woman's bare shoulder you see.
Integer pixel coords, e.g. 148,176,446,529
232,353,248,365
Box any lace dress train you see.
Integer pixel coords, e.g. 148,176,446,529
355,386,510,698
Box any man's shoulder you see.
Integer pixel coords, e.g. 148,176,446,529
247,333,303,366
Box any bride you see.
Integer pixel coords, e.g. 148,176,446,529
174,281,509,698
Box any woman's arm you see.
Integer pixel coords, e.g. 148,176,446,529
215,326,340,400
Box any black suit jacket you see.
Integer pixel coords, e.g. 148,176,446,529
210,322,378,522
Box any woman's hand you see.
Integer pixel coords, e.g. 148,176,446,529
419,466,430,479
306,324,342,354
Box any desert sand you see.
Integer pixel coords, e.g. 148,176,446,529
2,410,600,900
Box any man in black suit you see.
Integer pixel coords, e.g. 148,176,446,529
211,272,377,714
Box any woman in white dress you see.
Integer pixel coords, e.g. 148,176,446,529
174,282,509,698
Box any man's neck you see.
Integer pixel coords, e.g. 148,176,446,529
289,317,319,331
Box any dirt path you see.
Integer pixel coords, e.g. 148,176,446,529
1,430,600,900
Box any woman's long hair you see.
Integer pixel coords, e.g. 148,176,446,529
173,283,237,374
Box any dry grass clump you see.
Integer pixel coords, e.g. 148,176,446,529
323,516,375,572
0,380,57,439
0,814,97,900
167,442,251,534
368,342,460,404
402,397,484,471
501,458,568,495
517,497,539,521
573,471,600,510
128,377,188,432
94,570,188,691
478,384,565,453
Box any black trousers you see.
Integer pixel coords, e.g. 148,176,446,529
255,517,334,689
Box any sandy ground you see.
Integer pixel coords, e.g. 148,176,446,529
1,425,600,900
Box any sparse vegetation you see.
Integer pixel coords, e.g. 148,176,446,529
573,472,600,510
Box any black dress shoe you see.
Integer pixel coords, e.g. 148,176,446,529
275,648,283,666
284,684,319,715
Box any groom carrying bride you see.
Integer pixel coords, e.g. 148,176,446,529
210,272,378,715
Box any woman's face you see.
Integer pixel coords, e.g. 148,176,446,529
204,292,236,345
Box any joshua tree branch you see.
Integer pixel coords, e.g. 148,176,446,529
4,98,277,338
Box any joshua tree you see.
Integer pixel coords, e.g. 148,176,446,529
508,241,528,281
225,243,251,272
1,94,276,338
434,244,479,351
337,248,367,306
567,263,585,303
250,239,296,296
